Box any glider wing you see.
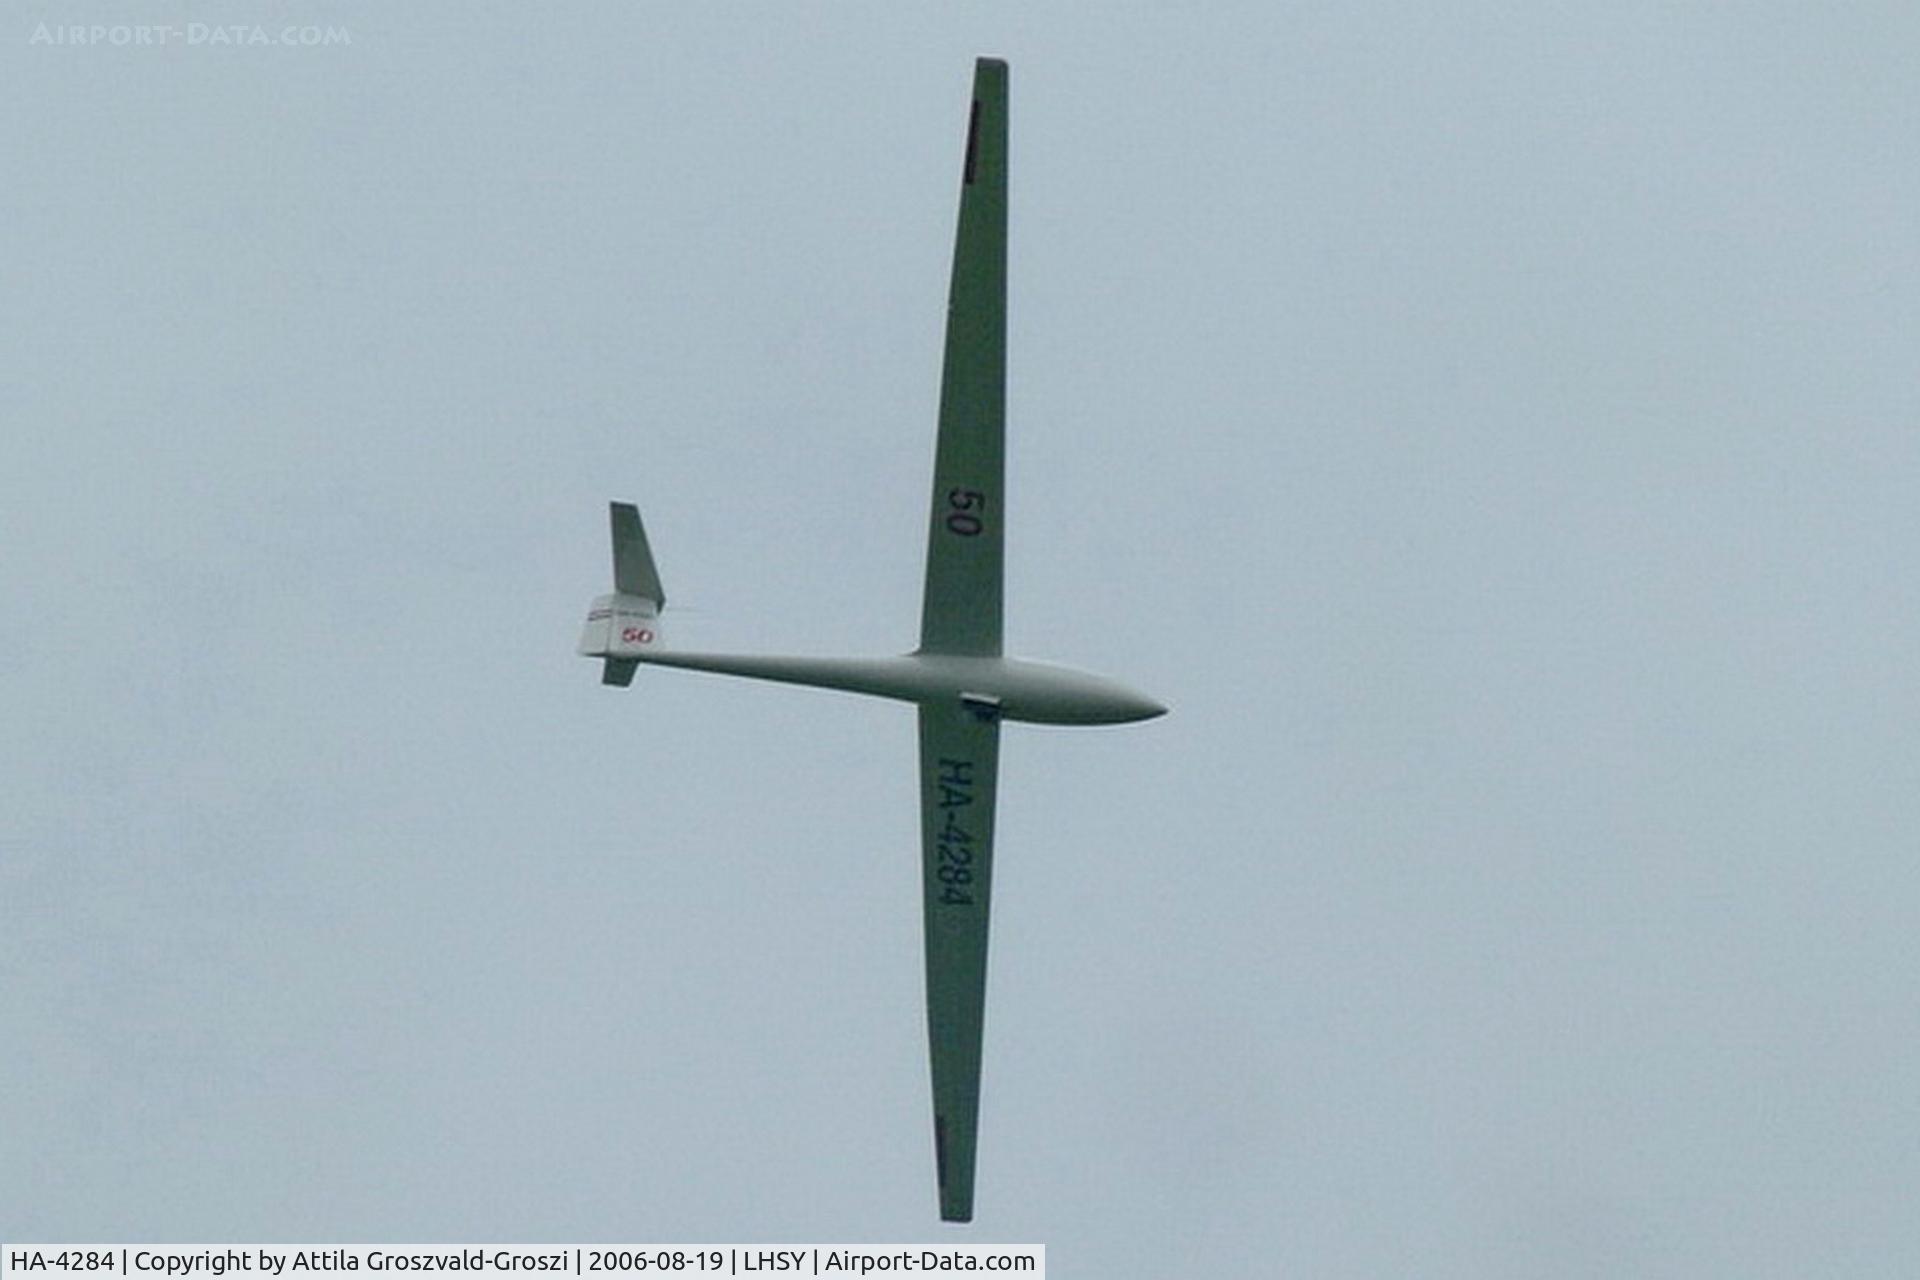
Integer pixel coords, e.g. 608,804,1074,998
918,696,1002,1222
918,58,1008,658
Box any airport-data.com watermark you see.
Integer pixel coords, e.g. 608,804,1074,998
29,22,351,48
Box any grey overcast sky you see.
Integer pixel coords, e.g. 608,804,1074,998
7,2,1920,1273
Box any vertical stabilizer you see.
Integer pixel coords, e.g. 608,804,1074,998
582,500,667,688
611,501,666,607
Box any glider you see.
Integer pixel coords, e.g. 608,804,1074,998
578,57,1163,1222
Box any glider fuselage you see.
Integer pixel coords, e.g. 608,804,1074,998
626,646,1165,725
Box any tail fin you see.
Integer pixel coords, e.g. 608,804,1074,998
580,501,667,687
611,501,665,607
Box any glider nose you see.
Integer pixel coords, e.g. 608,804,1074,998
1113,688,1167,722
1094,676,1165,723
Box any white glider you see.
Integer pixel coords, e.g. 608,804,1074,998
579,58,1163,1222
